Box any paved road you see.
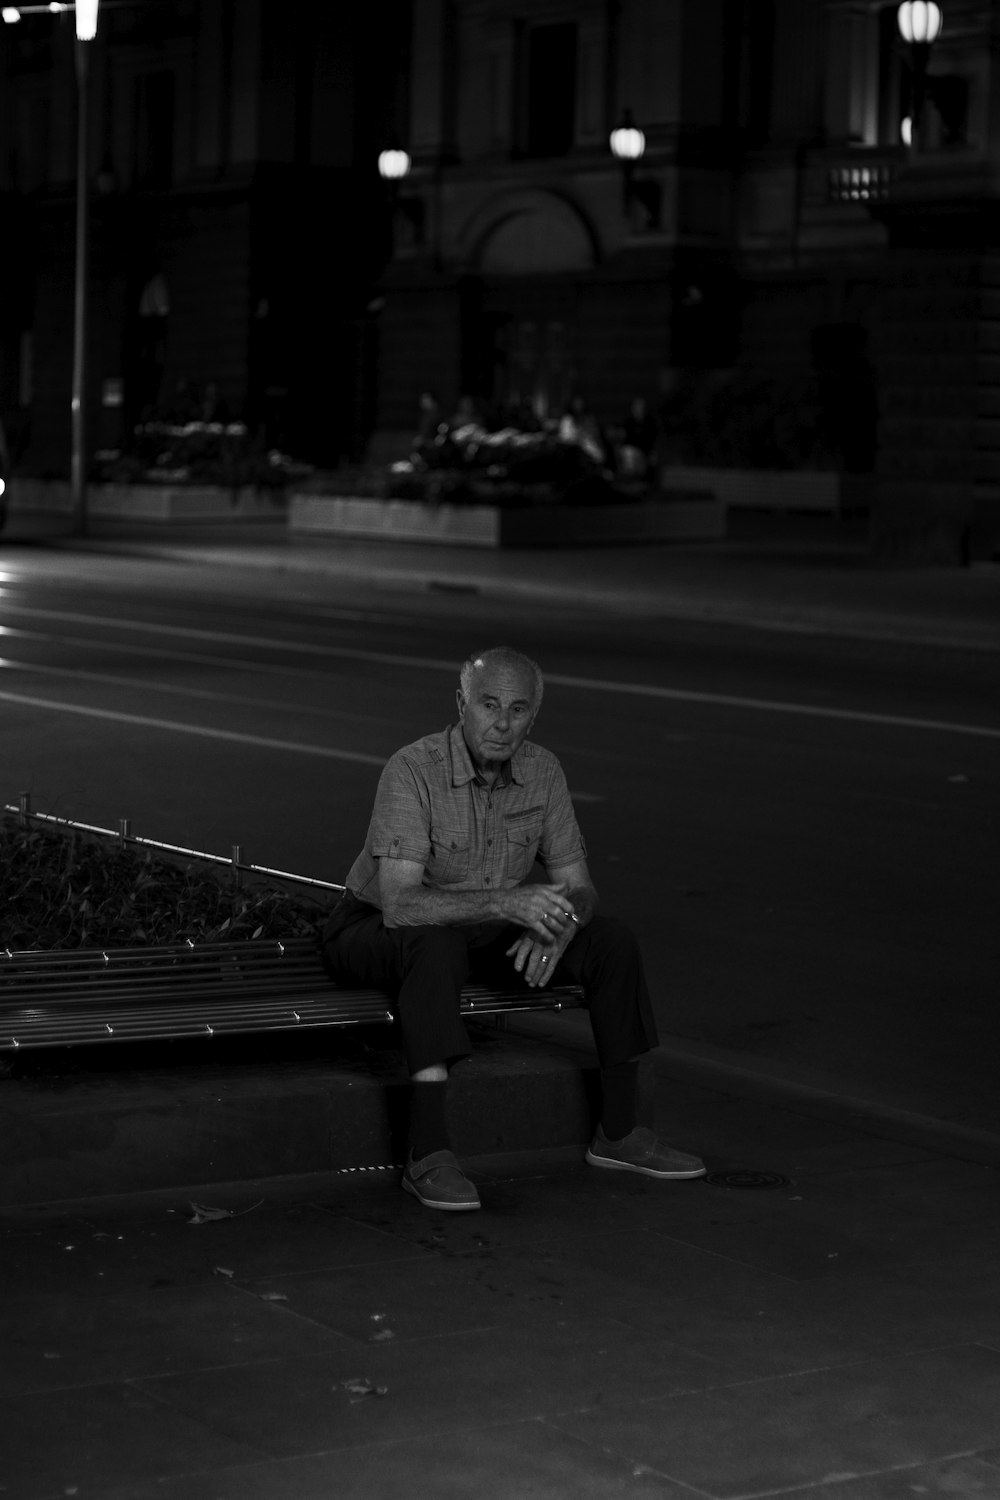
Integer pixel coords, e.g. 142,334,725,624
2,547,996,1135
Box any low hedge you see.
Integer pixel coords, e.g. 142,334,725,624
2,814,329,952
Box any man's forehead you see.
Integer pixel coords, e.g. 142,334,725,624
467,664,535,701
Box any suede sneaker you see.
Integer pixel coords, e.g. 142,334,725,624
402,1149,481,1211
586,1125,706,1180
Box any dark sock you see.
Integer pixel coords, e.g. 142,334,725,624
409,1079,450,1161
600,1060,639,1141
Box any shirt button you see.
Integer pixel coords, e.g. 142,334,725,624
487,838,493,847
485,877,491,884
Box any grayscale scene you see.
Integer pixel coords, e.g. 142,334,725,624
1,2,998,1496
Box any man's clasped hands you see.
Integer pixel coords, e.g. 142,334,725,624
504,880,578,989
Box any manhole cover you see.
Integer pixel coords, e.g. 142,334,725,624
703,1169,792,1190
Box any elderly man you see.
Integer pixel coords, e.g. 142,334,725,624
322,646,705,1211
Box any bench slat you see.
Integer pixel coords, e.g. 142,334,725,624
0,938,584,1051
2,938,320,967
0,974,336,1002
4,999,395,1048
2,988,582,1049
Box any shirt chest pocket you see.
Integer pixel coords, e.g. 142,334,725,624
505,823,541,883
427,827,471,883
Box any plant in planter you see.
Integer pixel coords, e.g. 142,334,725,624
93,420,314,491
1,814,327,952
660,367,834,472
380,419,628,509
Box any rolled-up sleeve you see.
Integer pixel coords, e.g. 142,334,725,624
538,758,587,870
367,754,432,864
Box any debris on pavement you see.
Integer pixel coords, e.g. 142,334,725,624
187,1199,263,1224
342,1376,388,1399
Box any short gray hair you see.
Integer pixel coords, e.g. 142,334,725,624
459,646,544,709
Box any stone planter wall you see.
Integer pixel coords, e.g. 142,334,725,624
288,490,725,549
662,467,873,517
9,479,287,522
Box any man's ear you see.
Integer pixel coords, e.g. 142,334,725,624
456,688,465,719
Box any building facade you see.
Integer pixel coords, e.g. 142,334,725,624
377,0,999,559
1,0,997,557
0,0,407,473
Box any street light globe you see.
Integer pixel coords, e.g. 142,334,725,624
897,2,943,45
75,0,99,40
900,114,913,146
610,111,645,163
378,148,411,182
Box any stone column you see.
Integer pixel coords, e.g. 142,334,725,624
871,237,981,564
869,2,1000,564
410,0,457,163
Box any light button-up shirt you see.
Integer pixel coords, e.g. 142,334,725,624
343,722,587,910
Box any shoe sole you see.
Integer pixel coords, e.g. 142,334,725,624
585,1148,707,1180
402,1176,481,1211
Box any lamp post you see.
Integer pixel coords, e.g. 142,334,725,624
897,2,943,152
378,142,425,249
609,108,645,213
609,108,660,229
3,3,99,535
72,0,99,537
377,145,411,187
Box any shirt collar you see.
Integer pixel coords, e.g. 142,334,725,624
448,722,524,788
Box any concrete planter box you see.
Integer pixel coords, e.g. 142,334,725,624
662,466,873,517
289,490,725,549
9,478,286,522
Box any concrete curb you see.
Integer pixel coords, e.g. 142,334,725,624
0,1031,597,1207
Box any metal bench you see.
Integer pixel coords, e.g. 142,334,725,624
0,935,584,1051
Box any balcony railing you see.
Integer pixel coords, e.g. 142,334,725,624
826,160,896,204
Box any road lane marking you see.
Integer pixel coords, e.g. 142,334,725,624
0,622,415,689
0,687,605,803
544,673,1000,741
3,607,997,740
0,656,404,729
0,689,388,766
2,605,448,670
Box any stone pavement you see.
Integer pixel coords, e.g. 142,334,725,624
3,1047,1000,1500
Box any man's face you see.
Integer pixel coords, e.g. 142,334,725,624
457,664,537,772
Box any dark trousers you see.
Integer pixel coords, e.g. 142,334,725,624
322,896,659,1076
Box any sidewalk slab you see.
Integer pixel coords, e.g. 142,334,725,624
2,1070,999,1500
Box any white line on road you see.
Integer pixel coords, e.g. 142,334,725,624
3,605,997,740
0,685,606,800
544,673,1000,742
0,689,388,767
2,604,447,670
0,654,399,727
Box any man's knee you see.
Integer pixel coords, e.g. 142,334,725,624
400,924,470,979
583,914,641,963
